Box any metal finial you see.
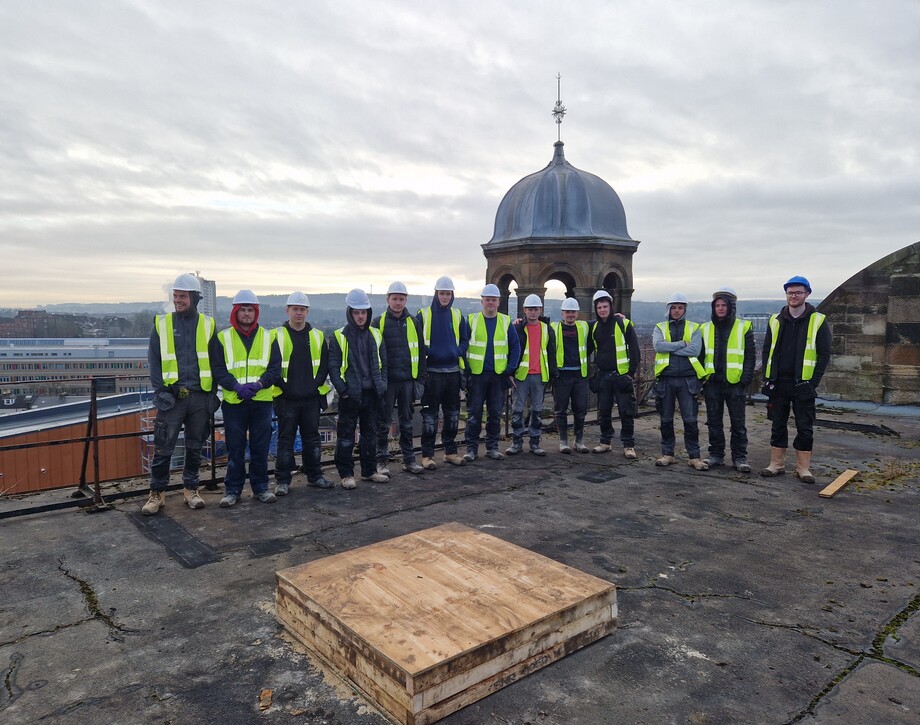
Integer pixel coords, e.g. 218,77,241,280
552,73,566,142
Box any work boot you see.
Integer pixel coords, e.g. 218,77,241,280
760,447,787,477
655,454,677,467
559,441,572,454
462,451,477,463
688,458,710,471
734,457,752,473
505,439,523,455
705,454,725,468
376,463,391,477
141,490,166,516
341,476,357,490
274,482,290,496
593,443,612,454
183,488,205,509
307,476,334,489
404,462,425,474
421,456,438,470
362,472,389,483
530,441,546,456
794,450,816,483
256,491,277,503
219,493,238,507
574,438,590,453
623,447,637,460
445,453,465,466
486,449,504,460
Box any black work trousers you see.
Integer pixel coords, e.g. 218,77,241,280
274,396,323,484
553,371,588,443
766,380,816,451
377,379,417,464
597,372,637,447
420,371,461,457
150,391,211,491
335,394,379,478
703,380,748,460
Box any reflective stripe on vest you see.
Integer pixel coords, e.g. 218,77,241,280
378,313,420,379
419,306,465,370
591,319,631,375
515,321,550,382
701,319,751,384
552,321,589,377
271,326,330,397
219,326,273,403
467,313,510,375
334,327,383,380
764,312,826,381
156,313,215,391
654,321,706,379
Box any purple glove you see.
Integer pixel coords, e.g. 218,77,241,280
239,383,258,401
232,381,246,395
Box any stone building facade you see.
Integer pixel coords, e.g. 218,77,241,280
818,241,920,404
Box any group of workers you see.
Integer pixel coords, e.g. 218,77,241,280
141,272,830,515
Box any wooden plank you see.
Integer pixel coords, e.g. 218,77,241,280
819,469,859,498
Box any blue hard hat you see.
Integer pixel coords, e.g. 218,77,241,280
783,275,812,293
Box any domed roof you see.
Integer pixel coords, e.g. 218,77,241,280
488,142,632,245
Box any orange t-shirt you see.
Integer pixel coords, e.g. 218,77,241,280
527,323,542,375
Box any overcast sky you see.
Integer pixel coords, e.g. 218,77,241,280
2,0,918,307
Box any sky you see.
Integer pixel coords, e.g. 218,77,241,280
2,0,918,307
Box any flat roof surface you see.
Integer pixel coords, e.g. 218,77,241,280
1,404,918,724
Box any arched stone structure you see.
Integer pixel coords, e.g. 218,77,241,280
482,142,639,318
818,241,920,404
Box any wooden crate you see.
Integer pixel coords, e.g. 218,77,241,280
276,522,617,724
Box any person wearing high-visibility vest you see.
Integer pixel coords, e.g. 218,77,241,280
142,273,220,516
328,289,389,490
373,281,427,477
699,287,755,472
462,284,521,462
553,297,595,454
653,292,709,470
213,290,282,507
416,275,470,469
271,291,333,496
760,275,831,483
506,294,557,456
589,290,640,459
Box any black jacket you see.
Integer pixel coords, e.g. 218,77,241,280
591,317,640,376
148,309,221,393
274,322,329,400
704,302,756,387
762,303,832,385
372,308,427,383
329,307,388,400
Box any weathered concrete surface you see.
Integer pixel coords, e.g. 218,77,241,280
1,406,918,724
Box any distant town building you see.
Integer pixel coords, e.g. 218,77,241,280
0,338,149,396
196,272,217,318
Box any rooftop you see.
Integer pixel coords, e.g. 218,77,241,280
1,406,918,723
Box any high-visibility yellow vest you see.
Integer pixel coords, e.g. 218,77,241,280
334,327,383,380
515,321,550,382
590,319,632,375
466,313,510,375
701,319,752,384
418,306,465,370
654,321,706,379
219,326,274,403
553,321,590,377
156,313,215,392
271,326,330,397
378,313,420,379
764,312,826,381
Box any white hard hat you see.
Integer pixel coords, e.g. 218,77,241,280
561,298,580,311
233,289,259,305
481,283,501,297
434,276,455,292
387,281,408,295
712,286,737,301
286,291,310,307
173,273,201,293
667,292,689,306
523,294,543,308
345,288,371,310
592,290,613,303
